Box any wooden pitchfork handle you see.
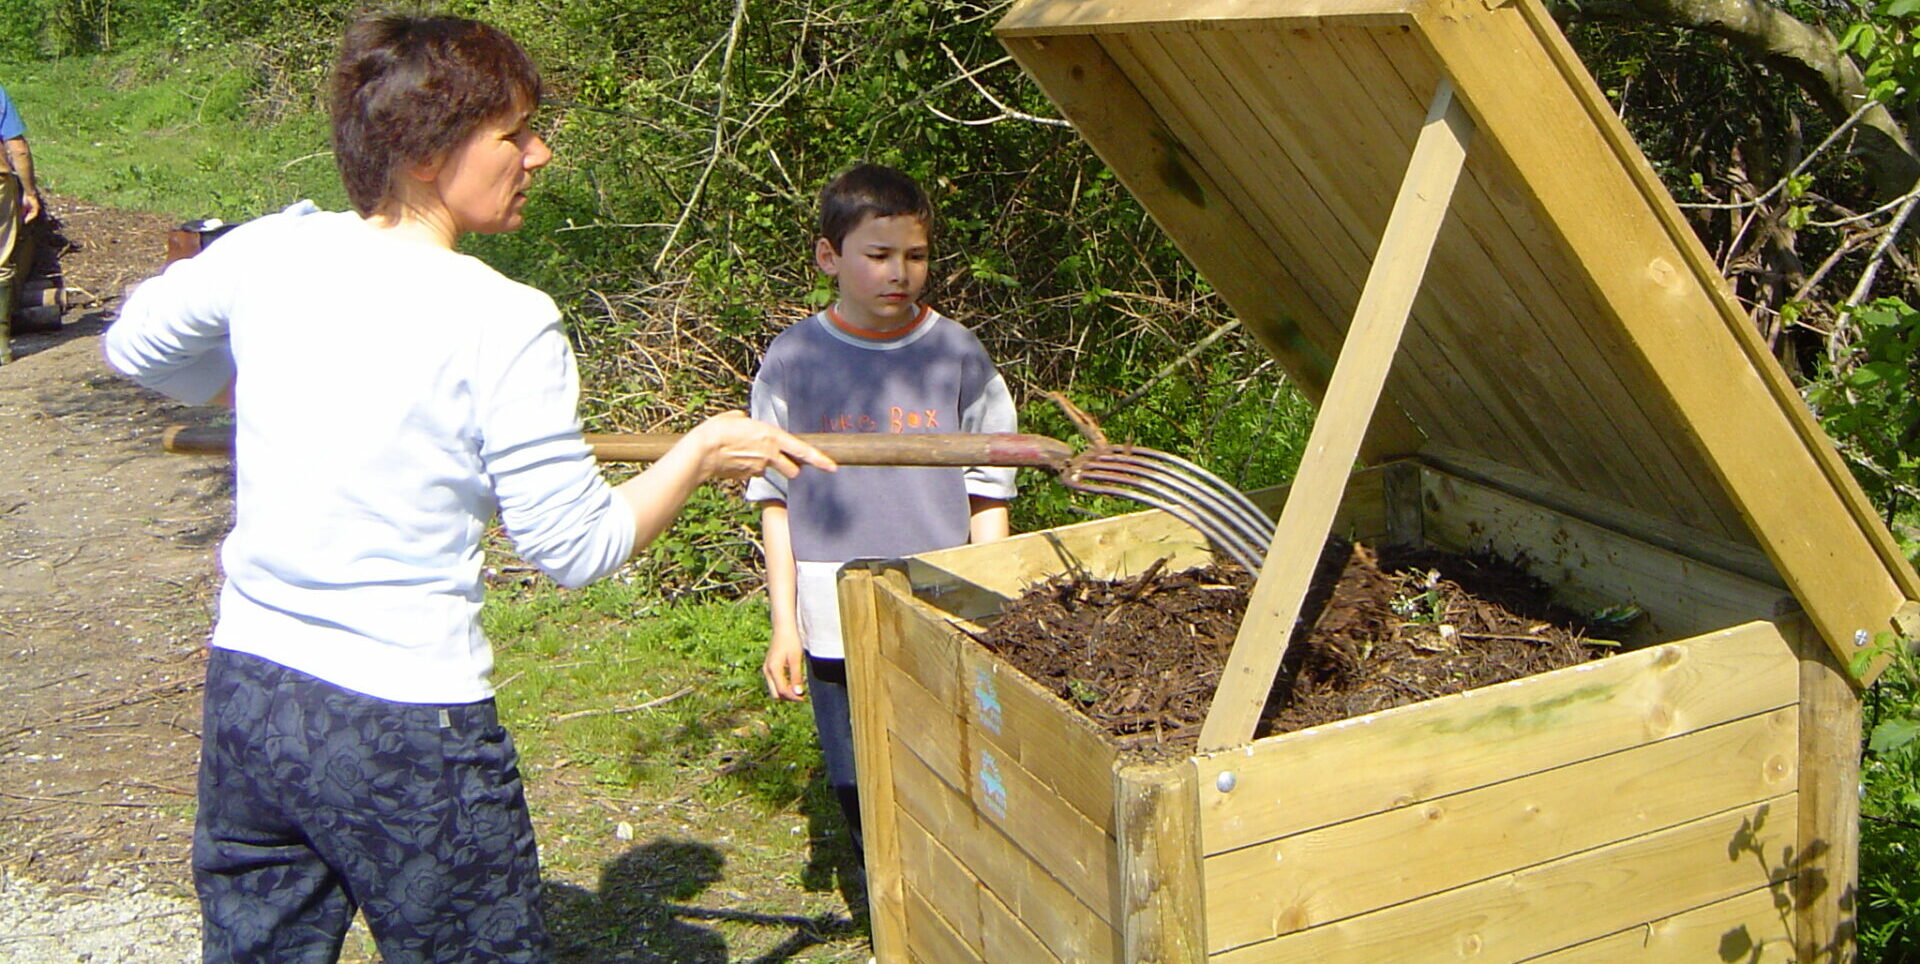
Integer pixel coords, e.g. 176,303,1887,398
160,424,1076,469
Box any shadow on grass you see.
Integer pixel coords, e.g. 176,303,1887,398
544,777,868,963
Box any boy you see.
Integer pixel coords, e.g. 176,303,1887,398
748,163,1017,858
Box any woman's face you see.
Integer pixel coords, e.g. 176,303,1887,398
426,106,551,237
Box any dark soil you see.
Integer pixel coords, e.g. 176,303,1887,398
974,539,1618,762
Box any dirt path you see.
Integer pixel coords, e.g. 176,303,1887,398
0,197,230,959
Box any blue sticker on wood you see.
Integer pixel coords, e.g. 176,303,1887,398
972,665,1003,735
978,750,1007,820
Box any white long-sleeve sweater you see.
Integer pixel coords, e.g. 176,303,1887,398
104,203,635,703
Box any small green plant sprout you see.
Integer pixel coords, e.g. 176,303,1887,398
1391,569,1447,625
1581,603,1644,647
1066,678,1104,706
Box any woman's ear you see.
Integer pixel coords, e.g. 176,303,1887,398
814,237,839,276
406,154,444,185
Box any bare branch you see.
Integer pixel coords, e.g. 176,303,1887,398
928,42,1072,128
654,0,749,273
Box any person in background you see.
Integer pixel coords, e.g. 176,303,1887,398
0,83,43,364
102,15,833,962
749,162,1018,867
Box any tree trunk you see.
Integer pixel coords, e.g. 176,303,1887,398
1553,0,1920,201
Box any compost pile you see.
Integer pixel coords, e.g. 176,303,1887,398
973,540,1618,761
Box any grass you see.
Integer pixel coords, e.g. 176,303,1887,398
463,546,872,963
7,46,344,219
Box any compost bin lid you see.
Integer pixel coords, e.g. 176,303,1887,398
995,0,1920,681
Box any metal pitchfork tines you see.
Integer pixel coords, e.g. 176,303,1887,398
1063,444,1275,574
1045,392,1275,573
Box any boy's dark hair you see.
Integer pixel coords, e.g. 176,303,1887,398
330,15,543,216
818,163,934,253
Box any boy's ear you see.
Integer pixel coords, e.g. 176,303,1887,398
814,237,840,276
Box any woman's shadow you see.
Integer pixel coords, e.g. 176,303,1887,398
544,788,864,964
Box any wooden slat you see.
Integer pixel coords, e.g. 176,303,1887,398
1200,76,1474,752
1525,888,1796,963
1418,466,1792,644
1100,28,1502,467
904,884,984,964
899,806,987,955
1213,797,1799,962
1116,760,1206,961
890,730,1119,962
1195,620,1798,853
1235,25,1684,520
897,807,1070,964
1420,446,1779,585
884,658,968,793
879,584,967,709
997,0,1414,35
1786,613,1864,963
1411,0,1914,680
996,30,1427,457
883,658,1120,930
905,508,1212,622
1204,707,1797,950
956,641,1118,831
844,565,908,959
1314,24,1743,538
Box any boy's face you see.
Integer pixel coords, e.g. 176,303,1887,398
816,214,930,332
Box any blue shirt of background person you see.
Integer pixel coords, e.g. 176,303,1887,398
0,84,42,223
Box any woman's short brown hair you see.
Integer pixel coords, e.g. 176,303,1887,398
330,15,543,216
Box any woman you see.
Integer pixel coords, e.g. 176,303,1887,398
103,15,831,963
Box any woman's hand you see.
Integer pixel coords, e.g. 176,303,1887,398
680,411,836,481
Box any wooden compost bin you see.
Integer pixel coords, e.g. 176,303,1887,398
841,0,1920,961
846,463,1815,962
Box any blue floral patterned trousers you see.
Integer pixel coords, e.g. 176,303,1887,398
193,647,552,963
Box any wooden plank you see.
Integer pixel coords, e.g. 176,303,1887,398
1104,27,1509,469
1213,797,1799,962
1411,0,1915,680
1785,613,1863,964
956,641,1118,832
843,564,908,959
1242,24,1688,525
1195,620,1799,853
897,805,1072,963
1316,24,1742,538
898,807,987,956
1200,76,1473,752
904,883,985,964
1417,466,1793,645
1522,887,1796,963
1116,760,1206,962
885,658,967,791
995,30,1427,457
878,584,967,710
1380,459,1423,549
997,0,1417,36
905,508,1212,622
884,658,1120,931
1419,445,1780,585
1203,707,1797,950
891,731,1119,962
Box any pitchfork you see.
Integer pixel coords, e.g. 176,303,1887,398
161,399,1274,571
